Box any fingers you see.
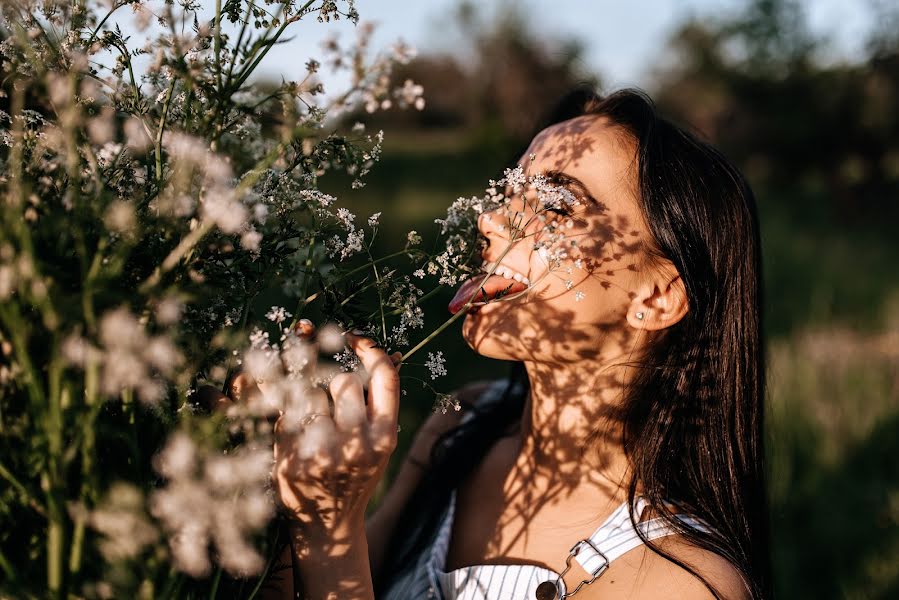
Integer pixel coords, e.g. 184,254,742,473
389,351,403,373
293,318,316,338
298,386,330,420
345,333,400,432
287,386,336,461
330,372,367,431
228,372,262,404
195,372,262,413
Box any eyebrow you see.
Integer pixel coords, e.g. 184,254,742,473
544,170,600,205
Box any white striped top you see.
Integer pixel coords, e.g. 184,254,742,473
380,380,708,599
382,489,707,600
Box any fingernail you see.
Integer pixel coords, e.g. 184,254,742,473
293,319,315,337
350,329,365,336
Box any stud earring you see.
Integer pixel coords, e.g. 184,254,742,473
635,312,645,320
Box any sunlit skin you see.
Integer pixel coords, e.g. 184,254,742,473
221,115,748,599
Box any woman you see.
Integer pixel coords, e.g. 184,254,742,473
261,88,770,600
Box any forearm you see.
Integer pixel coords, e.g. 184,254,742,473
366,458,427,580
289,525,375,600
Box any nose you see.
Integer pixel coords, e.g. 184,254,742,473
477,206,510,243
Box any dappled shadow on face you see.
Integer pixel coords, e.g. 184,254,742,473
448,115,651,573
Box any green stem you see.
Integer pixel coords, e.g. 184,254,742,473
138,220,214,293
82,237,108,333
365,243,388,344
226,1,255,87
230,1,316,92
245,527,281,600
0,548,13,583
213,0,223,93
208,566,222,600
68,518,85,578
69,360,99,578
0,460,46,517
46,354,66,597
154,78,177,185
292,233,316,321
84,2,122,49
292,249,413,317
159,568,181,600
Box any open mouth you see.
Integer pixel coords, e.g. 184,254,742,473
448,262,530,314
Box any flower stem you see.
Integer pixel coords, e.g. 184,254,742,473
138,220,214,293
291,250,412,320
154,78,176,185
46,353,66,597
208,566,222,600
0,460,46,517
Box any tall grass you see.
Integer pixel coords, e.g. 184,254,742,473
767,297,899,598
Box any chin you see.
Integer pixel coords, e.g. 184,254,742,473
461,304,521,361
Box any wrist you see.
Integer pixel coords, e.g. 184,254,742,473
289,527,373,600
288,519,368,561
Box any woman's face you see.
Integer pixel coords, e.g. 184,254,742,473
461,114,652,363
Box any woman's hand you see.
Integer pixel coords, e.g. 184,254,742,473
274,331,400,550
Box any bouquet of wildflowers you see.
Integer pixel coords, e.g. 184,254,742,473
0,1,588,596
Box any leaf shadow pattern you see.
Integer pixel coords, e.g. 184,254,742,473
434,115,657,585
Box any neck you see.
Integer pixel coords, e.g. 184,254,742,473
515,354,634,496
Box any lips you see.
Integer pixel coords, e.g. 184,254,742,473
448,273,528,314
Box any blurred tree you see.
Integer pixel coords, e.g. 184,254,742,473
654,0,899,226
362,0,598,148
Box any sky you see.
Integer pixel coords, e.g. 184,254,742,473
245,0,878,89
108,0,879,94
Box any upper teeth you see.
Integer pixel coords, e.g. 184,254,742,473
482,261,530,285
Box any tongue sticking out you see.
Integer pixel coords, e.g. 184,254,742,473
448,274,528,314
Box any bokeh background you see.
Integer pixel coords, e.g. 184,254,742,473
271,0,899,597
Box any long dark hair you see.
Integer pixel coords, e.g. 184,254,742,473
376,88,771,599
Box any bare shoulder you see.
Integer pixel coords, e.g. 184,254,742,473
580,535,751,600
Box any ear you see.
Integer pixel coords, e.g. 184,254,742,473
626,262,689,331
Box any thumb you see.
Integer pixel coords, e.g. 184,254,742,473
389,351,403,373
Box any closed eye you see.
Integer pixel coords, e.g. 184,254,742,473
543,172,585,215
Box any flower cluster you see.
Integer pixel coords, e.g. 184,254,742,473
428,161,588,296
0,1,441,596
149,433,274,577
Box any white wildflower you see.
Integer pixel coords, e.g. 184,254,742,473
202,193,249,234
317,323,346,353
150,437,274,578
433,392,461,414
86,483,158,562
155,297,183,326
425,351,447,380
241,229,262,252
333,348,361,372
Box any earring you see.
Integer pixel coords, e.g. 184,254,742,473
635,312,645,320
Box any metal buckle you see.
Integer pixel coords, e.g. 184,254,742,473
559,539,610,597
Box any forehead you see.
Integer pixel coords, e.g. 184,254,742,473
522,114,639,207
